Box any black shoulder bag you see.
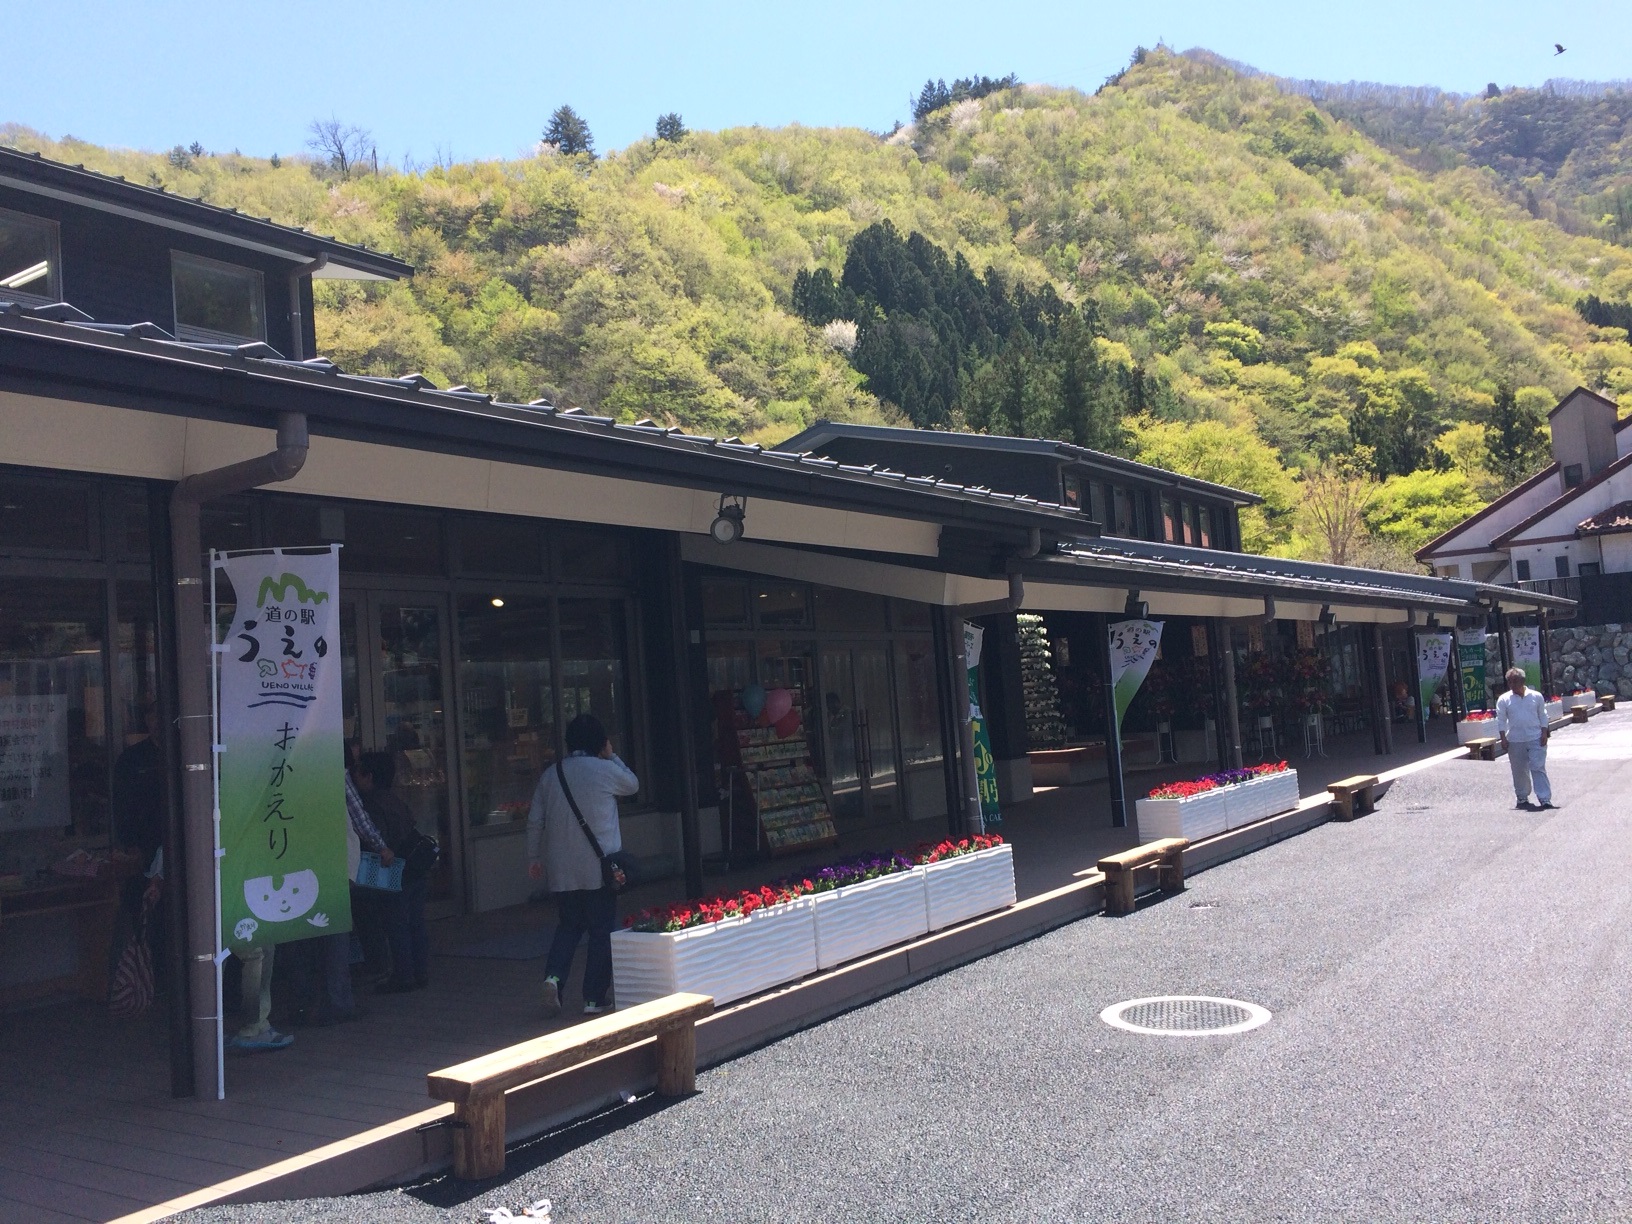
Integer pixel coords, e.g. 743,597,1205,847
556,762,628,894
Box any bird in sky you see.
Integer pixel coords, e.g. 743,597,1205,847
1555,43,1566,55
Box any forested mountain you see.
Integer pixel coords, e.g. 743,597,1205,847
7,48,1632,562
1200,49,1632,246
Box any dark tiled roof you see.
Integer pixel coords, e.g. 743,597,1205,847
0,146,411,279
776,421,1263,505
1577,501,1632,536
0,301,1093,530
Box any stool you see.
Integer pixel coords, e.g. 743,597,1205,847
1301,712,1326,758
1254,714,1278,760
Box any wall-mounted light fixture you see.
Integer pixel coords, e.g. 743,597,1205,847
1123,589,1148,619
711,494,746,545
490,597,505,608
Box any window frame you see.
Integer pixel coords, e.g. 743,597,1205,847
170,250,267,344
1515,558,1531,582
0,205,62,306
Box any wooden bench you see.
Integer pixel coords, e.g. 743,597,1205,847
1464,736,1500,761
1604,694,1618,711
427,992,714,1179
1571,704,1593,724
1328,774,1380,821
1097,837,1188,917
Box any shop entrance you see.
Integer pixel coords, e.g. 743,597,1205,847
340,590,460,910
818,644,900,827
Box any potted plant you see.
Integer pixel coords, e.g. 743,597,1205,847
1457,710,1496,744
919,835,1015,932
805,852,927,971
613,883,818,1009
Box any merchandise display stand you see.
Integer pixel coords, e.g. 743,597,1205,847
715,686,836,857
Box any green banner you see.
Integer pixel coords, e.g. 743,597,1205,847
217,549,350,954
1510,626,1543,692
1458,629,1489,712
1416,632,1454,717
1108,619,1164,732
964,623,1000,824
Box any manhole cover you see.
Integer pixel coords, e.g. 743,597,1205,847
1100,995,1271,1036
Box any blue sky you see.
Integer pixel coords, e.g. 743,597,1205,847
4,1,1629,163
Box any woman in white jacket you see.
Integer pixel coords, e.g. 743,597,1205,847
527,713,639,1016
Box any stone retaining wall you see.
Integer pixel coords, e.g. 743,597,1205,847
1548,624,1632,698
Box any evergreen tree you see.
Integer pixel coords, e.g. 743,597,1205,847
1487,381,1549,486
655,113,687,143
1017,615,1067,749
544,106,595,157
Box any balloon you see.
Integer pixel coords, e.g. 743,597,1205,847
741,683,766,719
772,709,802,739
764,687,794,724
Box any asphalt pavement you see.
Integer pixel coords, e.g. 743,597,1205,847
187,715,1632,1224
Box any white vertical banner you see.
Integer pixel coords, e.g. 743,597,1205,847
1509,626,1543,692
1108,619,1164,733
1415,632,1454,715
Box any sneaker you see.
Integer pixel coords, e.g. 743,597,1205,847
228,1029,294,1053
582,1000,607,1015
1538,801,1557,810
541,976,561,1018
1515,799,1534,810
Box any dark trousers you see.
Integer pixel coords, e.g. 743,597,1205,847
382,874,431,986
544,887,615,1006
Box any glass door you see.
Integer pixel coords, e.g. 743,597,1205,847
818,645,902,829
344,592,460,907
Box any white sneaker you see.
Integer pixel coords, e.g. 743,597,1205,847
582,1000,607,1015
541,977,561,1018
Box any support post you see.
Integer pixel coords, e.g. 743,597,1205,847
1093,612,1128,829
1407,622,1427,745
1218,623,1244,769
665,538,704,899
1206,619,1228,766
1538,611,1554,696
1370,623,1394,755
1496,609,1513,679
932,609,964,838
955,619,985,836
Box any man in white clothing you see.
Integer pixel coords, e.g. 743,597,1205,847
527,713,639,1016
1496,666,1554,810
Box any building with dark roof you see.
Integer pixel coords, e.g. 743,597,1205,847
0,146,1568,1104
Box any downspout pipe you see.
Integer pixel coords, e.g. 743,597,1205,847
172,411,309,1098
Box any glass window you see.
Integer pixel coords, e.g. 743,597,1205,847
893,637,946,821
0,470,94,555
555,526,632,584
112,484,152,560
456,515,544,577
200,496,256,555
264,499,443,575
1564,464,1583,489
1161,497,1177,543
753,583,810,630
1088,482,1108,528
1555,555,1570,578
1199,506,1214,549
0,207,60,304
1182,503,1197,546
701,578,750,629
1112,487,1134,536
1061,474,1082,509
890,599,932,632
458,596,556,828
172,251,266,343
115,581,158,743
813,585,885,633
559,598,635,772
0,580,107,850
1516,559,1531,581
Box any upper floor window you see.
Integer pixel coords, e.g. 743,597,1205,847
1061,474,1082,510
1181,502,1197,546
0,207,61,304
1161,497,1177,543
172,252,265,344
1563,464,1583,489
1198,506,1214,549
1515,558,1532,581
1555,555,1570,578
1111,486,1134,536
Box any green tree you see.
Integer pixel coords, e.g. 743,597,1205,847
655,113,687,143
544,106,595,157
1487,382,1549,486
1364,470,1486,551
1128,417,1297,552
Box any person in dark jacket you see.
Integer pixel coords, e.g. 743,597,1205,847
362,751,431,992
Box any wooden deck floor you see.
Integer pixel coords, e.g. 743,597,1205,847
0,722,1453,1223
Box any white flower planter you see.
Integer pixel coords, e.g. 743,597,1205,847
1545,700,1564,723
1136,786,1227,841
1457,718,1496,744
611,896,817,1009
811,867,930,971
1255,769,1301,820
923,844,1017,932
1564,692,1593,711
1219,777,1264,831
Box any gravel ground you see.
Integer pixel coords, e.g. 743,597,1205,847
188,716,1632,1224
